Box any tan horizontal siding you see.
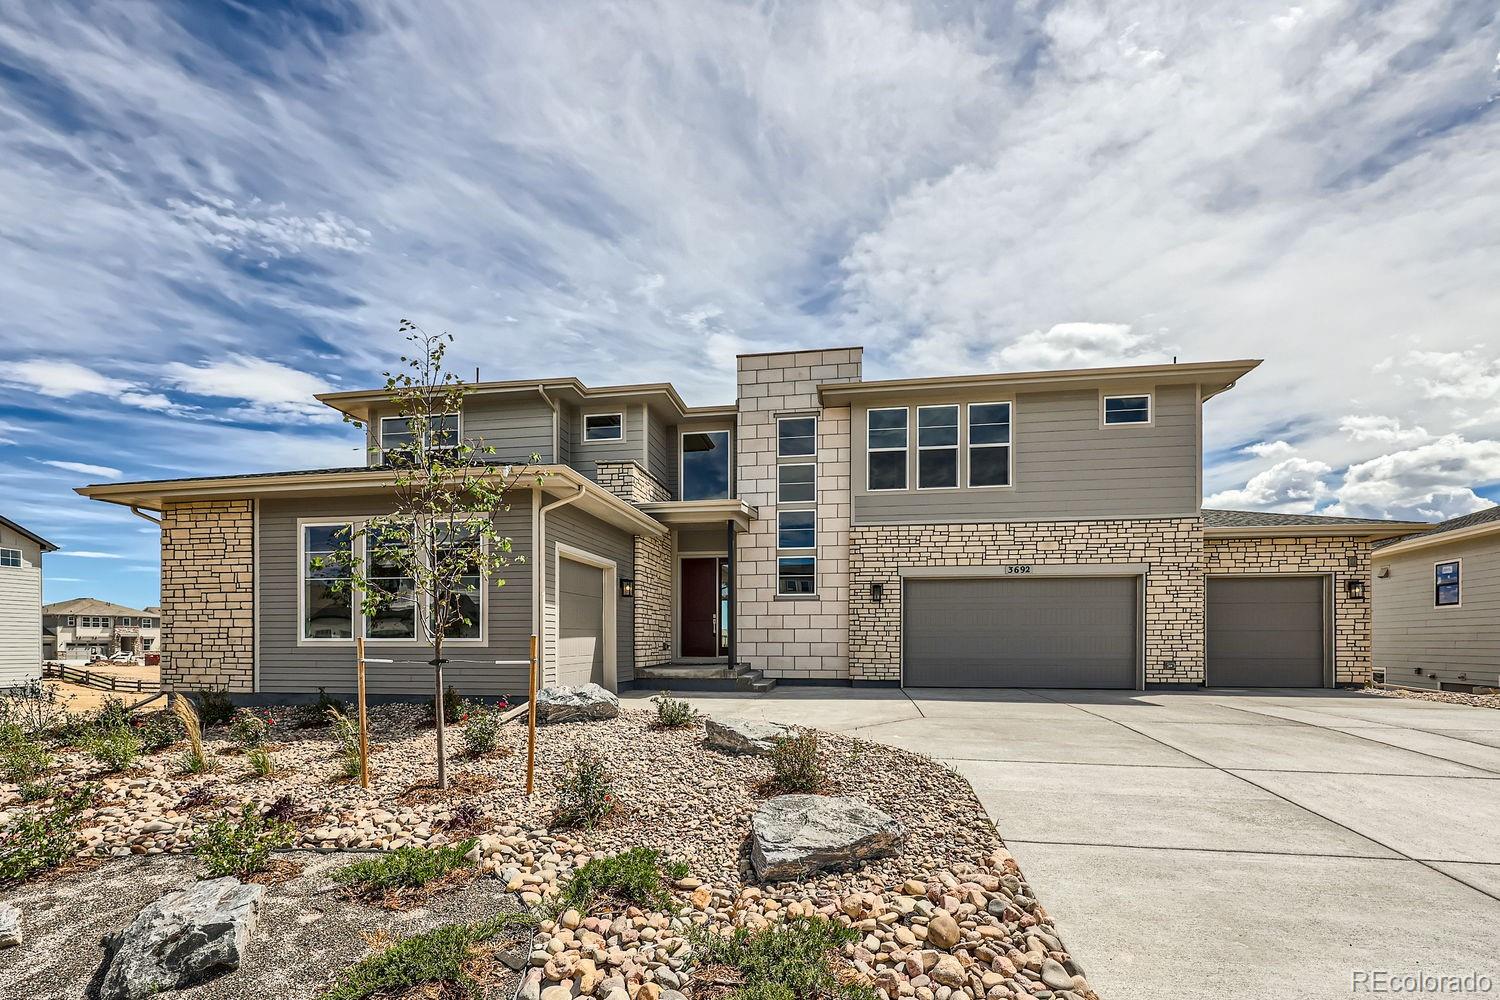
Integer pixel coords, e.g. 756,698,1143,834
1374,533,1500,688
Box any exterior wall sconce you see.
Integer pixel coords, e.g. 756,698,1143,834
871,582,884,603
619,578,635,599
1345,579,1366,600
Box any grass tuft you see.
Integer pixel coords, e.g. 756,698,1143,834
689,914,875,1000
556,847,688,916
331,838,478,896
319,911,536,1000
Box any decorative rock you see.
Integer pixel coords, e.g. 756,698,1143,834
535,684,620,723
99,877,264,1000
926,911,961,951
930,954,965,988
1041,958,1074,990
749,795,904,881
0,903,20,948
703,717,794,755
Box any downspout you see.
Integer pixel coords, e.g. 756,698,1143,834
130,505,161,528
535,482,586,689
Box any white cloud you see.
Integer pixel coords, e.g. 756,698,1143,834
1206,456,1335,512
1339,415,1432,446
989,323,1174,373
162,355,335,422
166,196,372,259
1398,350,1500,402
1327,434,1500,521
8,360,124,399
1243,440,1297,460
53,550,125,559
39,460,122,479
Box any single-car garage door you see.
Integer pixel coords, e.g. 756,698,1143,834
903,576,1140,688
557,558,605,687
1206,577,1326,687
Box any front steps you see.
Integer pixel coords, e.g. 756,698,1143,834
635,660,777,693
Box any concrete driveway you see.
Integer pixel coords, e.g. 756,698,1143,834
624,686,1500,1000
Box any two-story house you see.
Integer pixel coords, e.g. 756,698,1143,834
1,515,56,688
42,598,163,662
76,347,1427,699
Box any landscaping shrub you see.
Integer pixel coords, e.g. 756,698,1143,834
651,692,698,729
83,723,143,772
176,785,216,811
193,689,236,727
551,749,615,830
191,802,294,878
0,785,95,886
766,730,823,794
327,706,364,779
263,794,299,823
247,747,274,778
297,688,347,728
18,781,53,803
557,847,688,915
134,711,185,753
423,685,465,727
459,702,503,757
0,680,69,736
318,912,537,1000
330,838,478,895
229,707,275,748
0,722,53,783
94,696,131,732
688,915,875,1000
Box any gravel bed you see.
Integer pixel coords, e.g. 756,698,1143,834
1363,686,1500,711
0,851,527,1000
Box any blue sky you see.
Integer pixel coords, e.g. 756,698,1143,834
2,0,1499,610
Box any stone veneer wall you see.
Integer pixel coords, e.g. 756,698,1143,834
160,499,255,692
849,517,1206,684
736,348,861,679
1205,535,1374,685
593,459,673,671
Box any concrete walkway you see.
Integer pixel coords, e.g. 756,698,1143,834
623,687,1500,1000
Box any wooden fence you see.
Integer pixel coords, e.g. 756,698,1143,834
43,663,159,694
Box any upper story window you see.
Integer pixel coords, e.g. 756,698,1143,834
65,616,76,627
0,548,19,568
867,408,908,491
778,464,815,504
777,510,816,550
1435,560,1461,607
119,617,134,626
968,402,1012,488
681,430,731,501
1103,393,1151,425
777,416,817,457
917,405,959,489
381,413,460,461
583,412,624,442
140,617,155,628
80,615,111,629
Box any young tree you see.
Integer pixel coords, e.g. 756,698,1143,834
323,321,541,788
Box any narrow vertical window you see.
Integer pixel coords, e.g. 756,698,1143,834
1435,560,1461,607
681,430,732,500
303,523,354,640
968,403,1012,487
364,526,417,639
436,521,484,639
867,408,908,491
917,405,959,489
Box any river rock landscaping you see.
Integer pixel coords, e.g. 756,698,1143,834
0,693,1099,1000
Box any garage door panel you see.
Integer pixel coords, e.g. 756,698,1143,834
904,577,1139,689
557,559,604,688
1207,577,1325,687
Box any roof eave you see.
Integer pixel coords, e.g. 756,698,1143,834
816,359,1262,403
1206,524,1430,540
1373,520,1500,557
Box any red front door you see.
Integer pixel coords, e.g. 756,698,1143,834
680,558,720,657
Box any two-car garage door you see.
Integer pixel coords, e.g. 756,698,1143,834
903,576,1140,688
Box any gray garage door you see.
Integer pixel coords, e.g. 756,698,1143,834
557,559,605,687
903,576,1139,688
1206,577,1326,687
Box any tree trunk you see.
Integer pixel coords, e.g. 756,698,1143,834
434,632,447,790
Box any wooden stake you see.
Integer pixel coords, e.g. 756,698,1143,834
526,632,538,795
355,636,370,789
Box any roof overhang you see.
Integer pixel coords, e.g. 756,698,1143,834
76,465,666,539
315,379,733,425
817,359,1262,405
636,499,758,531
1206,523,1429,540
0,514,58,552
1373,520,1500,557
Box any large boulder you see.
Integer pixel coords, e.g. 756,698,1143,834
750,794,905,881
99,877,264,1000
704,717,794,755
535,683,620,723
0,902,20,948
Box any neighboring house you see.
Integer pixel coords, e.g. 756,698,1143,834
76,348,1427,699
42,598,163,662
1372,507,1500,692
0,514,57,688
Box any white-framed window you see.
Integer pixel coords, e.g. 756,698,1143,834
777,510,816,550
867,407,908,491
0,548,19,568
380,413,460,460
777,463,816,504
119,617,134,626
777,555,816,596
140,618,154,628
80,615,110,629
65,616,75,627
302,522,355,641
1103,393,1151,426
916,404,959,489
680,429,732,501
364,525,417,640
777,415,817,457
967,402,1013,488
1435,559,1461,608
583,412,624,442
